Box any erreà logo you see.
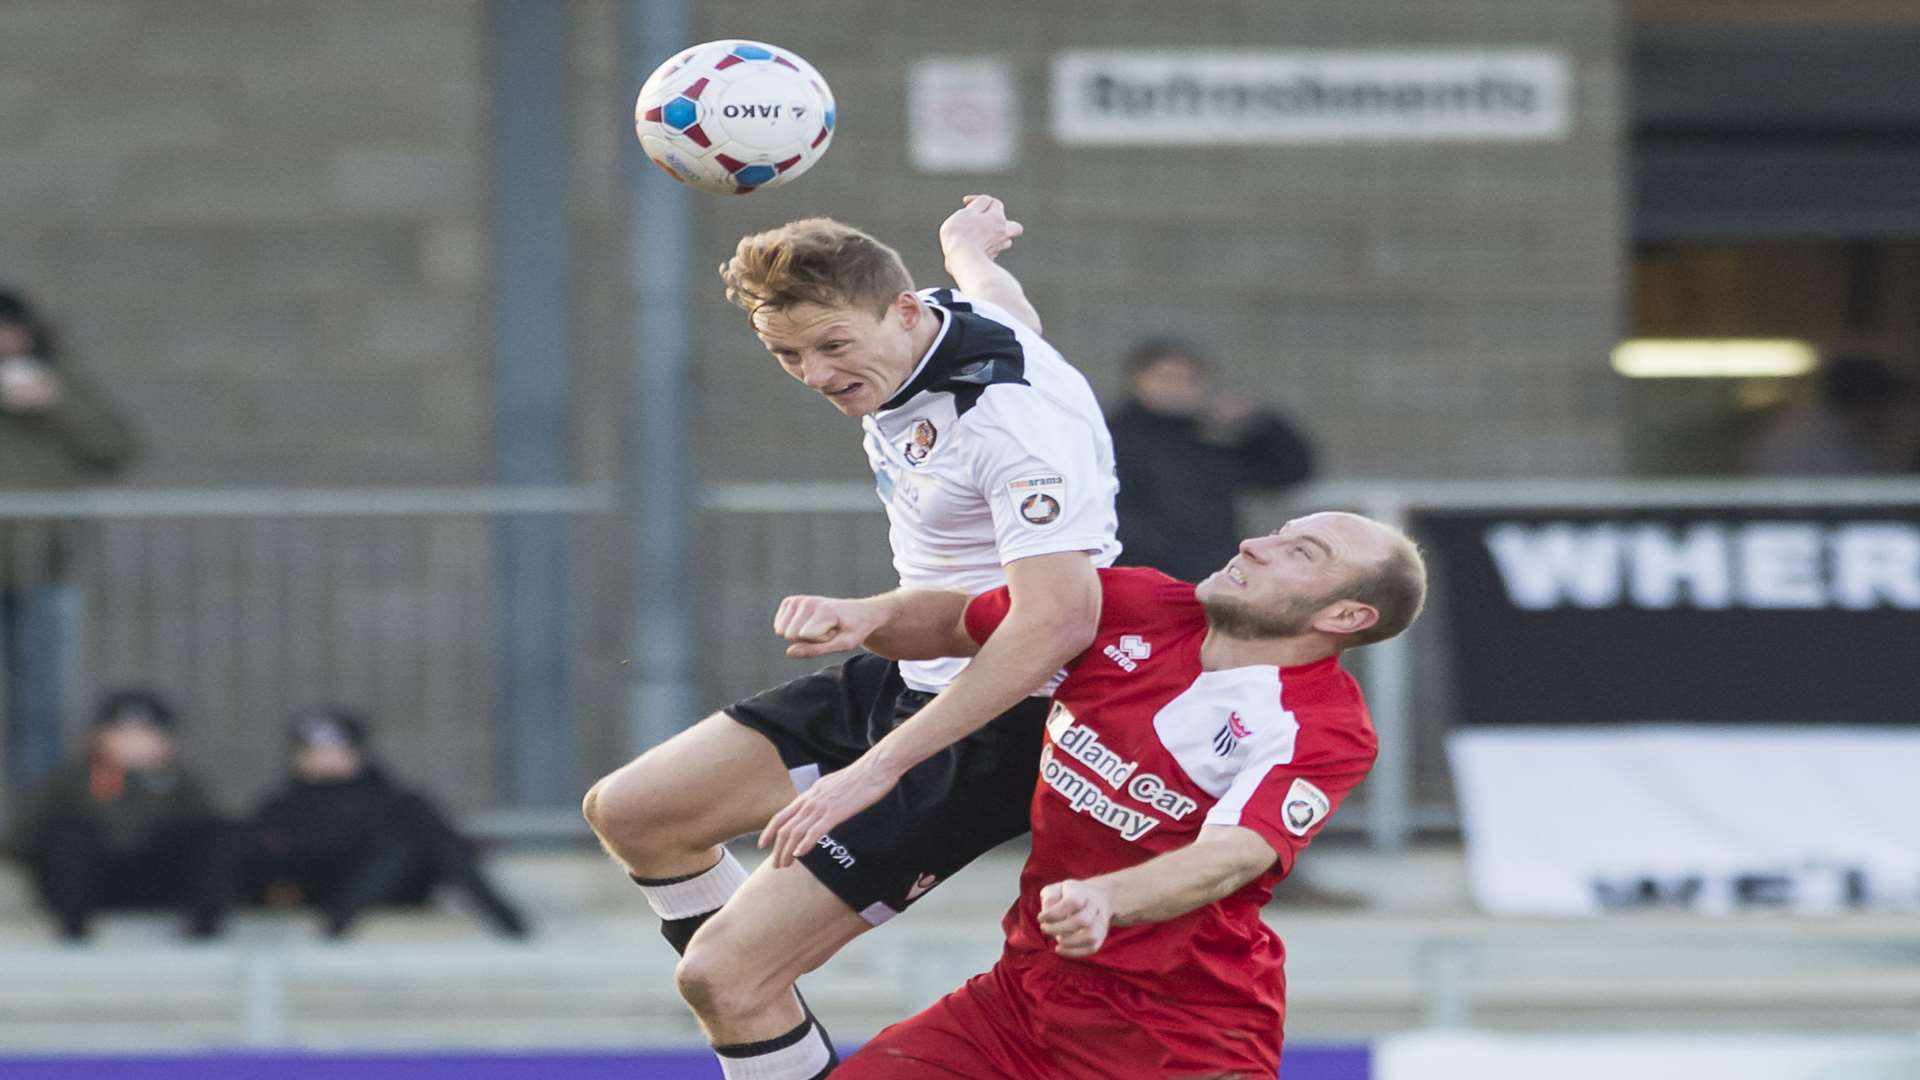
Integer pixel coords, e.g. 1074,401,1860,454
1102,634,1150,673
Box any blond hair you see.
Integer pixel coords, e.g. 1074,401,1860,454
718,218,914,321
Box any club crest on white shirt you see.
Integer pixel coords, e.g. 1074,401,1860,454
902,418,937,465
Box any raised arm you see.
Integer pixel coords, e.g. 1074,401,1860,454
938,194,1044,334
761,551,1100,865
1037,826,1279,957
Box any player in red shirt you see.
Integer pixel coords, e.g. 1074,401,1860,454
760,511,1426,1079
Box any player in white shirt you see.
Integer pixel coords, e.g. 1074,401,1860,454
583,196,1118,1080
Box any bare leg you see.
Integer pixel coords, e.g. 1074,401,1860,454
675,856,872,1045
582,712,797,879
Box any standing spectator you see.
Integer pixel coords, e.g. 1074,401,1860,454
1107,341,1356,909
1,288,137,799
1741,354,1920,475
3,690,236,941
246,707,528,939
1108,339,1317,582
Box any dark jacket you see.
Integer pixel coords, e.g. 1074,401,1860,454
251,769,426,866
246,766,526,937
1,362,137,588
1108,401,1316,583
5,759,218,858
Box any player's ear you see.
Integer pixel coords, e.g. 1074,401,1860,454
892,291,921,328
1312,600,1378,638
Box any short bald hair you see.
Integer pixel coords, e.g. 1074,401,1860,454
1343,538,1427,647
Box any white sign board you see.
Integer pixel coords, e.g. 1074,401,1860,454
1379,1032,1920,1080
909,57,1019,172
1450,726,1920,915
1051,49,1571,144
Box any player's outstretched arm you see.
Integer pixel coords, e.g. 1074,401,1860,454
1038,826,1279,958
760,551,1101,866
939,194,1044,334
775,589,978,661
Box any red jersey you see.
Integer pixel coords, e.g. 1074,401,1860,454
965,567,1377,1037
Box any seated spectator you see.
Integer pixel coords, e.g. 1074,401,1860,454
246,707,528,939
2,690,235,941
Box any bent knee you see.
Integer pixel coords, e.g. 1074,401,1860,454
675,938,779,1021
582,770,651,848
580,780,603,829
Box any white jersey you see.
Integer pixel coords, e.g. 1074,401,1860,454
862,287,1121,692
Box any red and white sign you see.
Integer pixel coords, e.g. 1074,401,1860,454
909,57,1019,172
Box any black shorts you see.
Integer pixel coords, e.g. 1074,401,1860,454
725,652,1048,924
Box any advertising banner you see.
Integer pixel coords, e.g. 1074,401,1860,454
1050,49,1571,145
1419,507,1920,914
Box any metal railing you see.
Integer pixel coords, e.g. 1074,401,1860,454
11,477,1918,843
0,486,618,821
697,476,1920,850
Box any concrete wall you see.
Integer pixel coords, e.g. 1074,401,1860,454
0,0,491,484
2,0,1627,486
0,0,1629,807
685,0,1628,485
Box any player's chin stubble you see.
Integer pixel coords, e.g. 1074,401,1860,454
1199,591,1325,640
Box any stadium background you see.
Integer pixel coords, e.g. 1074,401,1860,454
1,1,1916,1078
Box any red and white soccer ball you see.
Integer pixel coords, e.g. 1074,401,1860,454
635,39,836,195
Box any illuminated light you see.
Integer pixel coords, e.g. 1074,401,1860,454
1610,339,1819,379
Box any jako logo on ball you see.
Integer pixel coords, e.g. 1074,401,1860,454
635,40,835,195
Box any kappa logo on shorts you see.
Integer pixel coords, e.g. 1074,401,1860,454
1281,777,1331,837
905,873,940,901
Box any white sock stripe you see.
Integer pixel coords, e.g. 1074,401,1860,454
716,1022,832,1080
636,849,750,921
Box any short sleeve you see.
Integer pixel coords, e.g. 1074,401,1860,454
964,391,1116,565
1203,678,1377,875
963,585,1014,645
1205,755,1372,876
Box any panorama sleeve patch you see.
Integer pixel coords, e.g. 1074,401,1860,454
1006,474,1068,529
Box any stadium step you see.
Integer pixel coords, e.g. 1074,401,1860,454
1,845,1916,1050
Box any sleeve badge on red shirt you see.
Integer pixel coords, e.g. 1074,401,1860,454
1282,777,1331,836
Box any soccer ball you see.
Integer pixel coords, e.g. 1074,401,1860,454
635,39,836,195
